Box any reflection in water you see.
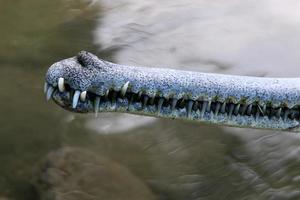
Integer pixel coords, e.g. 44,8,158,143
1,0,300,199
95,0,300,77
85,113,156,134
34,147,156,200
0,0,102,199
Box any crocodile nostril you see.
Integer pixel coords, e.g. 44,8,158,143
77,51,94,67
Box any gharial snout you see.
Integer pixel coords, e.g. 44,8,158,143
44,51,132,113
44,52,92,112
44,51,300,132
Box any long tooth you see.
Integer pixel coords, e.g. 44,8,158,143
241,104,248,115
220,102,226,114
257,105,263,114
72,90,81,108
284,109,289,121
255,109,260,120
105,89,110,98
201,101,208,117
94,96,100,117
46,86,54,100
228,104,234,118
44,82,48,94
215,102,221,116
138,91,142,99
149,93,156,105
276,108,282,118
187,100,193,118
171,98,177,111
247,104,253,115
58,78,65,92
143,95,149,108
262,104,267,115
121,81,130,97
207,100,212,112
234,104,240,115
80,91,87,101
157,98,164,113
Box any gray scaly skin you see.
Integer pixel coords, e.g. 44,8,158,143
44,51,300,132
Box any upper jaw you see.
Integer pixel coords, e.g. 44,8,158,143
44,54,96,112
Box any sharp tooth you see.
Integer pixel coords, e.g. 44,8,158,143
94,96,100,117
257,105,263,114
157,98,164,113
201,101,208,118
262,104,267,114
44,82,48,94
143,95,149,109
221,102,226,113
255,108,260,120
256,105,264,119
276,107,282,118
80,91,87,101
138,91,142,99
241,104,248,115
58,77,65,92
234,104,240,115
105,89,110,98
247,104,253,115
46,86,54,100
121,81,130,97
72,90,81,108
207,100,211,112
284,109,289,121
149,93,156,105
228,104,234,118
215,102,221,116
171,98,177,111
187,100,193,118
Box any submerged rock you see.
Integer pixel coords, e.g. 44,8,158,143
33,147,155,200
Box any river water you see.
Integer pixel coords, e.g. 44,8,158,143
1,0,300,199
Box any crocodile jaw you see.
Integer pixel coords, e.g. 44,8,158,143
45,51,300,132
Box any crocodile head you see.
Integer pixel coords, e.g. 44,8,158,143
45,51,103,113
45,51,300,132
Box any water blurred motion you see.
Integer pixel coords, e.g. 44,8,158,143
1,0,300,199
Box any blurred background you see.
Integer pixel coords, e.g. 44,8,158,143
1,0,300,199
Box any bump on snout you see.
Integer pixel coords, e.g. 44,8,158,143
77,51,100,68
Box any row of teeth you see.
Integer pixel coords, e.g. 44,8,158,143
44,78,299,121
44,78,88,108
44,77,130,116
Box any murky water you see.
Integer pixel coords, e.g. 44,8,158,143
1,0,300,199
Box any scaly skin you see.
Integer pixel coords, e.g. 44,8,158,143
45,51,300,132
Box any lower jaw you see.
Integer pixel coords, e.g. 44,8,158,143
103,102,299,132
52,94,299,132
50,84,300,132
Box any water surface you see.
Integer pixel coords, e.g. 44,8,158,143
1,0,300,199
